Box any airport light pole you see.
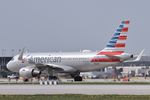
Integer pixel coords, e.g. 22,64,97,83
11,49,15,57
1,49,6,78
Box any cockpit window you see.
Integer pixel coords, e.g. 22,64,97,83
10,58,14,61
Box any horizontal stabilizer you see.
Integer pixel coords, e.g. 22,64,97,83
125,49,144,62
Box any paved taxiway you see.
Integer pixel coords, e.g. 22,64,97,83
0,84,150,95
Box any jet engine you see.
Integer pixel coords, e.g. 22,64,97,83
19,67,41,79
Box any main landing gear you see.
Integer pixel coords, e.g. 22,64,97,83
71,72,83,81
74,75,82,81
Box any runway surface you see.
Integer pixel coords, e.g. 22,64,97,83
0,84,150,95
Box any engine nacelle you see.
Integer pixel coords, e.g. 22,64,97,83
19,67,41,79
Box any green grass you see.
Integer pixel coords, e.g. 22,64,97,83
0,95,150,100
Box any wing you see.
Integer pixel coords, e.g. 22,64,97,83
30,62,77,73
45,63,76,72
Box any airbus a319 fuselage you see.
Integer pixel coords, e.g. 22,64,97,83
8,52,131,73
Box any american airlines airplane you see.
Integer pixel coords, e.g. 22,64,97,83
6,20,140,82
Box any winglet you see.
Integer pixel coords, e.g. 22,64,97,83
134,49,145,61
18,48,25,60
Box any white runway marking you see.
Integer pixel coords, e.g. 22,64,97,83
0,84,150,95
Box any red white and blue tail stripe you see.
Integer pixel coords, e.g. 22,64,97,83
97,20,129,55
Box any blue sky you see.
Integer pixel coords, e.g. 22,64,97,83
0,0,149,55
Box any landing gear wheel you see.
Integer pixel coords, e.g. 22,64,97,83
74,76,82,81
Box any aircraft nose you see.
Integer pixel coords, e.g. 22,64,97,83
7,61,17,72
7,62,12,71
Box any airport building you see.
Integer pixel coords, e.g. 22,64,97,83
0,57,12,78
118,55,150,77
81,55,150,79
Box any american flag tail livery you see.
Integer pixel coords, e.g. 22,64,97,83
97,20,129,56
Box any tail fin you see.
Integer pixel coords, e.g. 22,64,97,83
97,20,130,55
18,48,25,60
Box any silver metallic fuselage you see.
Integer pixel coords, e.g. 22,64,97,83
7,52,120,73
